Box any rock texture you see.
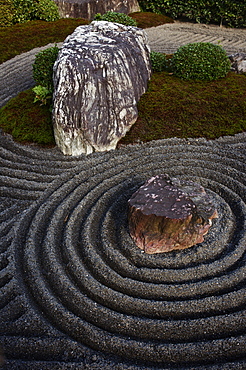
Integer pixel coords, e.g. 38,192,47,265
128,174,218,253
52,21,151,156
229,52,246,74
54,0,140,20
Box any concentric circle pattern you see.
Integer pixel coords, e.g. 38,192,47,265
1,128,246,369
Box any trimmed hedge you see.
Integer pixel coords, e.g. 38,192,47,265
0,0,60,26
138,0,246,28
172,42,231,81
33,45,59,89
32,45,59,105
150,51,167,72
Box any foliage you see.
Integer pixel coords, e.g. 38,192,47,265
138,0,246,28
12,0,36,23
32,45,59,90
94,11,137,27
12,0,60,25
32,85,52,105
0,89,55,145
0,0,15,26
34,0,60,21
150,51,167,72
32,45,59,107
172,42,231,81
0,18,89,64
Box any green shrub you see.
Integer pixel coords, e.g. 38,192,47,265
33,85,52,105
138,0,246,28
0,0,15,26
32,45,59,105
12,0,60,24
94,11,137,27
34,0,60,21
150,51,167,72
12,0,35,23
172,42,231,81
33,45,59,90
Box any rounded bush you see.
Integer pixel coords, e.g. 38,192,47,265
32,45,59,90
94,11,137,27
150,51,167,72
172,42,231,81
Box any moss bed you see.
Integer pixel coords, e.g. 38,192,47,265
0,89,54,146
0,18,89,64
0,14,246,148
0,13,173,64
129,11,174,29
1,71,245,147
120,71,246,145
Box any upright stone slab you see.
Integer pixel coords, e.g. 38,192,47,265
52,21,151,156
54,0,140,20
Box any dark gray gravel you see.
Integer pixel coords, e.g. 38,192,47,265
1,129,246,369
1,24,246,369
0,43,62,108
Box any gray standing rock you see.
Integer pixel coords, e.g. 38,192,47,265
52,21,151,156
229,52,246,74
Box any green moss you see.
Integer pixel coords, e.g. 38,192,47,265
119,72,246,144
0,18,89,64
129,12,174,28
0,89,55,146
0,73,246,148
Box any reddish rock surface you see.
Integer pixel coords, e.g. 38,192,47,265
128,174,218,254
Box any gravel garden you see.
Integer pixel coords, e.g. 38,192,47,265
0,1,246,369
